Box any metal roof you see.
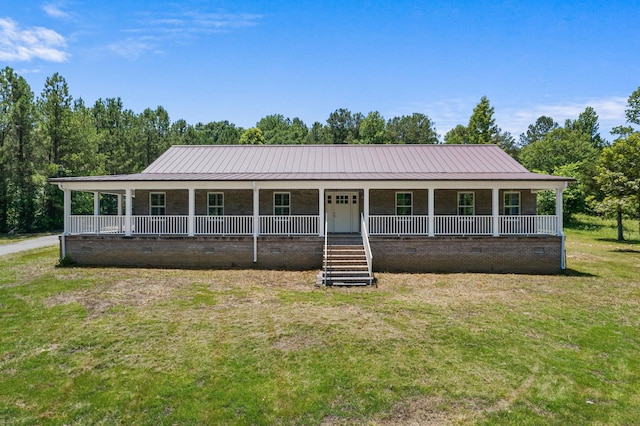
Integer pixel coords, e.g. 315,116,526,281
51,144,570,182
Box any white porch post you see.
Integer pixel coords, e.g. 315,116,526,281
253,185,259,263
125,188,132,236
93,192,100,234
63,187,71,235
492,188,500,237
555,186,564,236
428,188,435,236
318,188,325,237
363,187,370,233
117,194,123,216
188,188,195,236
93,192,100,216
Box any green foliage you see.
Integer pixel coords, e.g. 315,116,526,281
239,127,265,145
519,115,558,146
594,132,640,239
626,85,640,126
359,111,386,144
444,124,468,144
466,95,498,145
386,113,439,144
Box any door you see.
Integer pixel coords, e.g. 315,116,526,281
326,192,359,233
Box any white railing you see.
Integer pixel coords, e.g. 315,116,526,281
368,215,429,235
132,215,188,235
69,215,125,234
66,214,558,237
500,215,557,235
323,213,328,286
434,215,493,235
361,213,373,282
259,215,318,235
195,215,253,235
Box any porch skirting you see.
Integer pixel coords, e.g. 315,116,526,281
61,234,563,274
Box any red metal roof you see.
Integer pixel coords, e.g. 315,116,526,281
51,144,570,182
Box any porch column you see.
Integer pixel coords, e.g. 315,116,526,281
253,186,259,262
93,192,100,234
63,188,71,235
492,188,500,237
363,188,369,232
117,194,123,216
188,188,195,237
428,188,435,237
555,187,564,236
93,192,100,215
318,188,325,236
125,188,132,236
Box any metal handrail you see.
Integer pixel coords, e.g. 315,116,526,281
361,212,373,282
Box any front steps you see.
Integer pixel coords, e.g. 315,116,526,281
317,235,375,286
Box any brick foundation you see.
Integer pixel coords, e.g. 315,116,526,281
61,235,563,274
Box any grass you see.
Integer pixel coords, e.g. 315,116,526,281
1,220,639,425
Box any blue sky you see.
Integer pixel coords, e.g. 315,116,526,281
2,0,639,140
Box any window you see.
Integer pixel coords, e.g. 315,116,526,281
396,192,412,216
503,192,520,216
274,192,290,215
335,194,349,204
207,192,224,216
150,192,166,216
457,192,474,215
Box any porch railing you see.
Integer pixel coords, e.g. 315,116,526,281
67,214,558,236
259,215,318,235
132,215,188,235
195,215,253,235
500,215,557,235
368,215,429,235
435,215,494,235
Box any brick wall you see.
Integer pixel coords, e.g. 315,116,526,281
63,234,562,274
370,235,562,274
64,235,323,270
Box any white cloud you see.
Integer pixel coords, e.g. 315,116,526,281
107,37,161,60
496,97,628,137
42,3,70,19
109,10,262,60
0,18,69,62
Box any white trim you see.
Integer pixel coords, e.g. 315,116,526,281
273,192,291,216
149,192,166,216
492,188,499,237
55,179,568,193
503,191,521,216
188,188,195,237
207,192,224,216
125,188,132,236
457,191,475,216
428,188,435,236
395,191,413,216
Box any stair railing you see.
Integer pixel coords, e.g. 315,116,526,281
361,212,373,283
323,213,328,286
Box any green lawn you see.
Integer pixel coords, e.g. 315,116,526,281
0,221,639,425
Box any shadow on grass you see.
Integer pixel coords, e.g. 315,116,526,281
596,238,640,246
563,268,597,277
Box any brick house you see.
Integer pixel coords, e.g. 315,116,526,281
51,144,571,280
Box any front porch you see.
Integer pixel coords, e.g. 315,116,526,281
66,213,559,237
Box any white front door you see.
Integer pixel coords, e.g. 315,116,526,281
326,192,359,233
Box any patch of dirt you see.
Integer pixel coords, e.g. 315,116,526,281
45,272,195,318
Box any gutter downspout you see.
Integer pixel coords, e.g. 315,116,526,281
253,182,259,263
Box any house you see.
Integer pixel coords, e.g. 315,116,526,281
50,144,570,280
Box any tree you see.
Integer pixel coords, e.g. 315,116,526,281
257,114,308,144
359,111,386,144
326,108,362,144
466,96,499,145
595,133,640,240
568,106,605,148
444,124,468,144
306,121,331,144
139,106,170,166
519,116,558,147
0,67,42,232
239,127,265,145
626,85,640,126
386,113,439,144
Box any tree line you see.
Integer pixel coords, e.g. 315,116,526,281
1,66,639,238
